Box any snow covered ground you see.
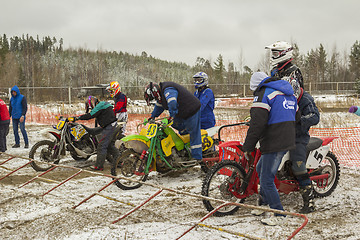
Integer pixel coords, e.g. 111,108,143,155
1,95,360,240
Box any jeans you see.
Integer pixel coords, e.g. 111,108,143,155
256,151,286,214
12,118,28,145
171,110,202,160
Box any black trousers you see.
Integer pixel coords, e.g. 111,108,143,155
0,122,9,152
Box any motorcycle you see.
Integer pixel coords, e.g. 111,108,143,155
29,116,103,171
201,122,340,216
111,117,221,190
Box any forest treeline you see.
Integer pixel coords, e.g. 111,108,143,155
0,34,360,101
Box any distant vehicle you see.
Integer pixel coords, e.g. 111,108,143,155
77,84,110,99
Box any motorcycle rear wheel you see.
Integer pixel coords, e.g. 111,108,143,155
111,149,148,190
202,160,246,216
29,140,58,171
312,151,340,198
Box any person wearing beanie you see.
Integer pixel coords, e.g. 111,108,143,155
242,72,297,226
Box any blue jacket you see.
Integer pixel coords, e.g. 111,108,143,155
194,87,215,129
9,85,27,119
243,77,297,153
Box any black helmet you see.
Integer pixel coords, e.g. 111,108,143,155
144,82,161,106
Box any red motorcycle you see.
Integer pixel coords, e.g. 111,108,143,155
201,122,340,216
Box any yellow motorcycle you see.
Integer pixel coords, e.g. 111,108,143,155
111,118,220,190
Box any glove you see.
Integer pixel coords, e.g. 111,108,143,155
148,117,155,124
349,106,358,113
68,116,78,122
244,151,252,161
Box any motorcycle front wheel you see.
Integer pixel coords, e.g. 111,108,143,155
29,140,58,171
312,151,340,198
111,149,148,190
201,160,246,216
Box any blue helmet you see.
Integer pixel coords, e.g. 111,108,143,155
193,72,208,89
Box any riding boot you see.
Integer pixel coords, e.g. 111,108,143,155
299,184,315,213
94,154,107,169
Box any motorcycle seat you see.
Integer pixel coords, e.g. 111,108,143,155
177,129,208,144
81,124,103,136
306,137,323,151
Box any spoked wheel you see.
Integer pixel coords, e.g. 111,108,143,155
200,139,220,173
201,160,246,216
312,151,340,198
111,149,148,190
29,140,58,171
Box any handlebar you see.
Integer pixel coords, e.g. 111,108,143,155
137,117,172,133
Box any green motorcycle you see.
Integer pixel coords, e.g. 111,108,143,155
111,118,220,190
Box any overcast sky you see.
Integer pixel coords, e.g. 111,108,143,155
1,0,359,70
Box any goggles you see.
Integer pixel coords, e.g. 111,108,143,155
107,88,115,94
193,77,203,84
271,47,293,59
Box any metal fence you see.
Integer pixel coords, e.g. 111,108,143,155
0,81,357,104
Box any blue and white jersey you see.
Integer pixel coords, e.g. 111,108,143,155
243,77,297,154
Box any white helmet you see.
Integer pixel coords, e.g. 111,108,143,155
265,41,293,68
193,72,208,89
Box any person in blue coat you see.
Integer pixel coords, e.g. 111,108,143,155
243,72,297,226
144,81,202,163
193,72,216,129
9,85,29,148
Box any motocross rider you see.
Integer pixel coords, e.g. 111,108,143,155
106,81,128,139
267,41,321,213
193,72,216,129
242,72,297,226
144,82,202,164
287,78,320,213
74,96,120,171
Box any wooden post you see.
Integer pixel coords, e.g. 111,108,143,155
68,87,71,104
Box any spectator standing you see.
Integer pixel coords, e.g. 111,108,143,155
0,98,10,152
193,72,216,129
9,85,29,148
242,72,297,226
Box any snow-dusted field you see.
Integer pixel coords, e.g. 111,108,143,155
1,95,360,240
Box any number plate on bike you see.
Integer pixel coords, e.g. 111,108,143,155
70,125,87,140
146,124,157,138
56,119,66,130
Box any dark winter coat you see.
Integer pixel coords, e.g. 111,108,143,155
156,82,201,120
9,85,27,119
295,90,320,143
242,77,297,154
